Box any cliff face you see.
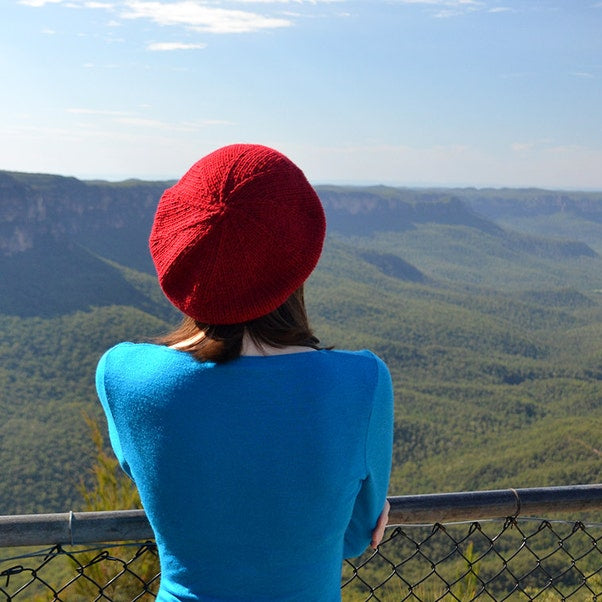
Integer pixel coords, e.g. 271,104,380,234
454,187,602,221
316,185,502,236
0,171,169,260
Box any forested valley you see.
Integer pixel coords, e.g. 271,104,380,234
1,171,601,513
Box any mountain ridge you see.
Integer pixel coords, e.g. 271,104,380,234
2,170,599,266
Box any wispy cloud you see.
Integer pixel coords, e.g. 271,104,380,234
19,0,65,6
511,138,555,153
115,116,177,128
114,116,235,130
147,41,207,51
18,0,340,36
500,72,530,79
121,1,291,33
67,108,235,130
194,119,234,125
433,8,468,17
511,142,535,152
68,108,131,115
19,0,114,5
572,71,595,79
392,0,521,18
392,0,481,5
84,1,114,8
233,0,344,3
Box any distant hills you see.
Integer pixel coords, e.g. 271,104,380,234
1,170,601,514
3,169,600,266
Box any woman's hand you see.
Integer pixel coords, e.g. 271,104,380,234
370,499,390,549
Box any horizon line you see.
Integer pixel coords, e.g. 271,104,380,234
2,168,602,193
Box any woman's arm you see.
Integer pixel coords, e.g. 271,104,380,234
370,499,390,549
343,355,394,558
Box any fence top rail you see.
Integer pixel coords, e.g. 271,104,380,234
0,484,601,548
0,509,153,548
388,483,602,524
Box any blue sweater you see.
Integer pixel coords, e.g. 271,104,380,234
96,343,393,601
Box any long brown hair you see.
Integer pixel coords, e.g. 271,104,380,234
157,286,323,363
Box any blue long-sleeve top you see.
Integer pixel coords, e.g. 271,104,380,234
96,343,394,601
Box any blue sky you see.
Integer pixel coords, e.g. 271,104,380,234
2,0,602,188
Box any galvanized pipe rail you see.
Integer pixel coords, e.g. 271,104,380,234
1,484,601,548
0,509,154,548
388,483,602,524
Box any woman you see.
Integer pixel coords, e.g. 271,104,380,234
96,144,394,601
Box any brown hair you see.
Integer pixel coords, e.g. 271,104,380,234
157,287,324,363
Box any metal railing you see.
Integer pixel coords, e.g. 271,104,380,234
0,484,601,601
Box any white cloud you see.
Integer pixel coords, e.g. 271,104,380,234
500,72,529,79
18,0,339,36
115,116,235,129
147,41,207,50
434,9,462,17
21,0,116,8
511,142,535,152
194,119,235,125
511,138,559,154
68,108,131,115
20,0,113,5
390,0,485,18
18,0,65,6
121,1,291,33
84,1,114,8
115,116,174,128
392,0,481,5
572,71,595,79
232,0,344,3
64,109,235,131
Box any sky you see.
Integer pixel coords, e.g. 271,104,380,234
2,0,602,189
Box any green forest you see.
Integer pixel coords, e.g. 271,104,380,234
0,178,601,515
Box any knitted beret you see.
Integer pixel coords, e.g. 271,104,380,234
149,144,326,324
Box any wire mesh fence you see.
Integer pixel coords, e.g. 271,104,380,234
0,542,160,601
1,518,601,601
343,517,602,601
1,486,601,601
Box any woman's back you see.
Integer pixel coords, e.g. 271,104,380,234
97,342,393,601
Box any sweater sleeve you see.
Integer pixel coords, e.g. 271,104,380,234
95,348,133,479
343,355,394,558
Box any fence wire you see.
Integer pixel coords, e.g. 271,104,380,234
0,542,160,601
344,518,602,601
1,518,601,601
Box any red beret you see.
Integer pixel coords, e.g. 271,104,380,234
149,144,326,324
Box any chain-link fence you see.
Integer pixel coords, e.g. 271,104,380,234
0,542,159,601
343,517,602,601
1,486,601,601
